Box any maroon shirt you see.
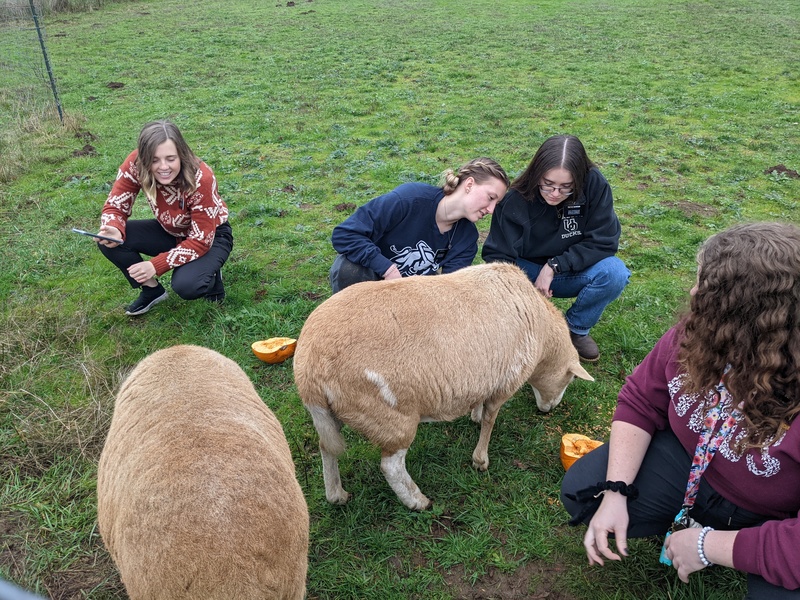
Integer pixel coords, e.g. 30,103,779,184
615,326,800,589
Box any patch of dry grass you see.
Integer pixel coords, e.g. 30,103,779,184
1,309,120,476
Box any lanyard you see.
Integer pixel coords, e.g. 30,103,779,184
675,378,742,525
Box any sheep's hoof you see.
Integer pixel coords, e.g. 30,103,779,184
472,457,489,471
327,490,351,505
407,495,432,511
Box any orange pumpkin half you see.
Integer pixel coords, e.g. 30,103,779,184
560,433,604,471
251,337,297,364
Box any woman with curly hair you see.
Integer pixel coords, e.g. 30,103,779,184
329,157,509,292
95,120,233,315
561,222,800,598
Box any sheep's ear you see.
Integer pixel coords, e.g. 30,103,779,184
571,363,594,382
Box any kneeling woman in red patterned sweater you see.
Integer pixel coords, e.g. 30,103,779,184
95,120,233,316
562,222,800,599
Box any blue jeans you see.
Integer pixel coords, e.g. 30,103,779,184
516,256,629,335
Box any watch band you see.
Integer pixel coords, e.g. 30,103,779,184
547,258,560,274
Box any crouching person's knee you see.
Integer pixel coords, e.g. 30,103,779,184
560,440,611,524
592,256,631,297
169,276,205,300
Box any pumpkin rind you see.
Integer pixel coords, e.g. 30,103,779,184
251,337,297,364
560,433,604,471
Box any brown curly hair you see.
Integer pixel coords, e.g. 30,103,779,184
679,222,800,450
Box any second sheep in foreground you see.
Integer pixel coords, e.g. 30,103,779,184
294,262,593,510
98,345,309,599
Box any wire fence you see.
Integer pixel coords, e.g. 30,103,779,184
0,0,62,129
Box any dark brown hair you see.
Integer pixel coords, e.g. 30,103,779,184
679,222,800,449
511,135,595,201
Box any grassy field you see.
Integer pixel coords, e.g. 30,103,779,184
1,0,799,598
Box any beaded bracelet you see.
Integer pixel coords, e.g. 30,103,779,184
697,526,714,567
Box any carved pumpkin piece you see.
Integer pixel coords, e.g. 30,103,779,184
252,337,297,364
560,433,604,471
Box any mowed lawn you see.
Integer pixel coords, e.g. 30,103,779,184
1,0,799,598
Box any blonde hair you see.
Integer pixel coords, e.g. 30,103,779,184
439,157,509,195
134,120,200,202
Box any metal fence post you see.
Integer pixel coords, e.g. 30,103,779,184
27,0,63,122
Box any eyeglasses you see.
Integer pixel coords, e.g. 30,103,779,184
539,184,574,196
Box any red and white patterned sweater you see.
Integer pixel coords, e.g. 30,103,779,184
100,150,229,276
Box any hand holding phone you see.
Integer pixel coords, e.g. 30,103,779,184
72,228,123,244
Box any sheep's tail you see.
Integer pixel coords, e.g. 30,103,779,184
305,403,346,457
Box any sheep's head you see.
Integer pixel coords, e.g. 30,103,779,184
530,361,593,412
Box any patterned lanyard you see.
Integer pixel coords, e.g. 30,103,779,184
681,378,742,511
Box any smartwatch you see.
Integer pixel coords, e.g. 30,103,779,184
547,258,560,275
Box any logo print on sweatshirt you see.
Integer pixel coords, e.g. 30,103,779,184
390,240,438,276
561,217,582,239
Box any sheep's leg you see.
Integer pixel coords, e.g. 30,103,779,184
320,448,350,504
381,449,431,511
307,405,351,504
472,398,505,471
470,403,484,423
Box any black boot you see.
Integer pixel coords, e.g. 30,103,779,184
205,271,225,303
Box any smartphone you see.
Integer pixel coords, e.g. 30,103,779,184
72,228,123,244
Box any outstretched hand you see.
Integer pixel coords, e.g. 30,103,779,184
583,493,630,566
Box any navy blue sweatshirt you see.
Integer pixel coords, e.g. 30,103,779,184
331,182,478,277
482,168,620,273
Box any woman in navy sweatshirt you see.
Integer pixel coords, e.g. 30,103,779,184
329,158,509,292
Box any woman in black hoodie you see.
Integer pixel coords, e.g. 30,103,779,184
482,135,629,362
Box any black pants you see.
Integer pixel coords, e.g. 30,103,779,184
98,220,233,300
560,428,799,599
328,254,380,293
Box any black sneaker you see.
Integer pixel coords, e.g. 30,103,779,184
125,284,168,316
570,332,600,362
204,271,225,303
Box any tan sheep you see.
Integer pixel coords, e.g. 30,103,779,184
97,345,309,600
294,262,593,510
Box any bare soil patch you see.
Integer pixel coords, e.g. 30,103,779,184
442,560,575,600
764,164,799,178
660,200,719,218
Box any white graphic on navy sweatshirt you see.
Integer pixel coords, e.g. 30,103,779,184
390,241,438,276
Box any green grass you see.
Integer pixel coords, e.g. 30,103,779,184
1,0,799,598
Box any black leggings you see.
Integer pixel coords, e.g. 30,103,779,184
98,220,233,300
560,428,799,599
328,254,380,293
